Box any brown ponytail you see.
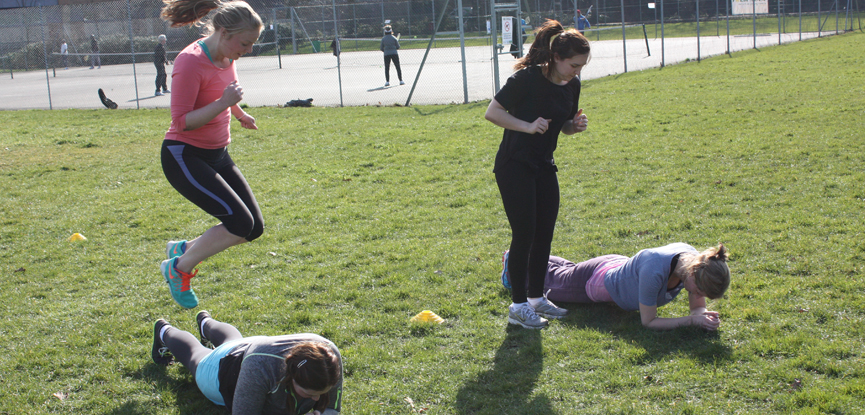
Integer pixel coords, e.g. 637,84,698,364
283,342,341,415
688,244,731,299
515,19,590,74
161,0,262,35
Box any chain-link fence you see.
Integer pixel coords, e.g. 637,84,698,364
1,0,862,109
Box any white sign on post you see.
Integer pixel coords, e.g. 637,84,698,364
502,16,513,46
647,2,655,9
732,0,768,14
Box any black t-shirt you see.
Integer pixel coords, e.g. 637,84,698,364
493,65,581,172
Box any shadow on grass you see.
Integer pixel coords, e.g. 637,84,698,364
410,100,487,117
454,326,554,415
125,363,225,415
559,303,733,365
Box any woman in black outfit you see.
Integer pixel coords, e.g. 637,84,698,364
484,19,591,329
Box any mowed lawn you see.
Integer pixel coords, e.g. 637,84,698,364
0,32,863,415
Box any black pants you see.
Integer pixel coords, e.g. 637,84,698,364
155,63,167,92
161,140,264,241
496,160,560,304
164,318,242,376
384,54,402,82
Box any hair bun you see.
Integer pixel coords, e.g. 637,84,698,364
710,244,728,261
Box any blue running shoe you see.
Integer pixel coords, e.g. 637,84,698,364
166,240,187,259
161,258,199,309
501,250,511,289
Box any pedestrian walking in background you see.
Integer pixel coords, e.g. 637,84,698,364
60,41,68,69
89,34,101,69
154,34,171,96
380,24,404,87
575,9,591,34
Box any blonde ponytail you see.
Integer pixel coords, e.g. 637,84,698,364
688,244,730,299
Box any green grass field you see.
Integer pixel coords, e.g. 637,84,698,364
1,31,863,414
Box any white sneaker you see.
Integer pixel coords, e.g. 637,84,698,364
508,303,548,329
532,290,568,319
399,81,405,85
385,82,390,87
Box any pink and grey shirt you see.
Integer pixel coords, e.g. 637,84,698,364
164,40,245,149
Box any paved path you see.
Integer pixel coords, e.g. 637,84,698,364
2,31,822,110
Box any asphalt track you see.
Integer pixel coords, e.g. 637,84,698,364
2,31,821,110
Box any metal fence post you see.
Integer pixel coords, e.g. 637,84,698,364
291,7,297,54
40,6,53,110
458,0,468,104
127,0,140,109
621,0,627,73
697,0,701,62
333,0,342,107
727,0,731,54
661,0,665,67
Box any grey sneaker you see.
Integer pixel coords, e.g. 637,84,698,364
508,303,548,329
532,291,568,319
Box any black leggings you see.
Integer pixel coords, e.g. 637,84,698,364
384,54,402,82
164,318,243,376
161,140,264,241
496,160,560,304
155,63,167,91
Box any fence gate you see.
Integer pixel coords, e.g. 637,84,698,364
490,0,523,93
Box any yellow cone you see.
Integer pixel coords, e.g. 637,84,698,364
67,233,87,241
410,310,444,324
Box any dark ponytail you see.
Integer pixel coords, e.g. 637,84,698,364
283,342,341,415
516,19,590,74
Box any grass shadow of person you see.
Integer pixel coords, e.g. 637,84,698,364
557,302,733,366
454,325,554,415
125,362,225,415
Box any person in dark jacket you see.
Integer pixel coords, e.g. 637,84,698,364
154,34,171,96
379,24,404,86
89,34,101,69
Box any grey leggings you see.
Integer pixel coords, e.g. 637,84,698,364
164,318,243,377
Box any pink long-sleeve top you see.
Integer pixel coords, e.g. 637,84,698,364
164,41,244,149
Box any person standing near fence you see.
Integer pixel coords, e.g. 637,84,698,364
484,20,591,329
60,41,68,69
574,10,591,35
158,0,264,309
89,35,101,69
379,25,404,87
154,34,171,96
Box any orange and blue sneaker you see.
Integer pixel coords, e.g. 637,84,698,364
166,240,187,259
161,257,199,309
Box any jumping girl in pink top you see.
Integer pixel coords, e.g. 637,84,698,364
159,0,263,309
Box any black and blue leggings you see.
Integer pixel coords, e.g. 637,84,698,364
496,160,560,304
161,140,264,241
